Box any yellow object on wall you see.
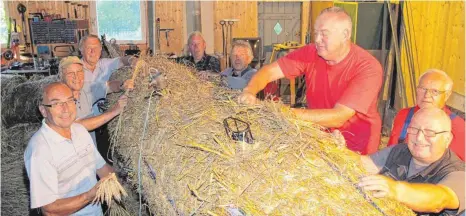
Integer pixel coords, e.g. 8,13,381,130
400,1,465,110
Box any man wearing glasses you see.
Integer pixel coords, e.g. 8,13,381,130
387,69,465,161
359,107,464,215
24,82,114,215
58,56,128,145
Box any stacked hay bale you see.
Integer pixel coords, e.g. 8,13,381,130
107,56,415,215
1,123,41,215
1,75,58,127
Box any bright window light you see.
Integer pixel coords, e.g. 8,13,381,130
96,0,143,41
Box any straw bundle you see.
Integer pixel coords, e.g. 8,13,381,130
107,56,415,215
1,123,41,216
93,172,128,207
1,75,58,128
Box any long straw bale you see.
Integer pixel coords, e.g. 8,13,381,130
107,56,415,215
1,74,28,97
1,123,41,216
1,75,58,128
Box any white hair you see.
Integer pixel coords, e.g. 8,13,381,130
419,68,453,91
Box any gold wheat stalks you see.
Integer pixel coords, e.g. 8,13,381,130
93,173,128,207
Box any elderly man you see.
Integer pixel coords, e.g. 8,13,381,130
176,31,220,73
358,107,464,215
79,34,135,116
58,56,127,144
238,7,383,155
388,69,465,161
220,40,257,89
24,82,114,215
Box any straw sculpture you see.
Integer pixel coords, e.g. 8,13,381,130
106,56,415,216
1,123,41,216
1,75,58,128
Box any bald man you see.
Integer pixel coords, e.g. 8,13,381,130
24,83,115,215
359,107,464,215
388,69,465,161
238,7,383,155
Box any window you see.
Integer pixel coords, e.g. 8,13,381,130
0,1,8,46
94,0,146,43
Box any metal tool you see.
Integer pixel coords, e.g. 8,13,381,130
17,3,30,48
71,2,78,19
64,1,71,19
160,28,174,47
219,19,239,68
223,117,254,144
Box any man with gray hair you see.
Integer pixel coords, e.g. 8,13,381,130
238,7,383,155
388,69,465,161
58,56,128,144
220,40,257,89
176,31,220,73
79,34,135,116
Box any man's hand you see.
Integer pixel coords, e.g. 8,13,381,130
358,175,400,199
86,181,101,203
121,79,134,91
198,70,219,81
110,95,128,114
238,91,257,105
332,129,346,147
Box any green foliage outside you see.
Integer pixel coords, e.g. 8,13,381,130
96,0,142,41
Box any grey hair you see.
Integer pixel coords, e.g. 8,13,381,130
419,68,454,91
230,40,254,62
318,6,353,35
187,31,205,45
78,34,101,52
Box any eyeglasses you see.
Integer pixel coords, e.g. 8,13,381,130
65,70,84,78
42,98,77,108
416,86,447,96
407,127,449,138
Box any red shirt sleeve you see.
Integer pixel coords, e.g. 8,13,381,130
387,108,411,146
277,45,316,79
337,58,383,115
450,117,465,161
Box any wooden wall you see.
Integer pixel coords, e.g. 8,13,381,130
399,1,465,111
213,1,259,55
155,1,185,55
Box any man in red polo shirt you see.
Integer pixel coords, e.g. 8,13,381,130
388,69,465,161
238,7,383,155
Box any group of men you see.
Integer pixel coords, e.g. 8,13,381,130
24,6,464,215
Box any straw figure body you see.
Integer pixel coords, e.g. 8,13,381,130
107,56,415,215
93,172,128,207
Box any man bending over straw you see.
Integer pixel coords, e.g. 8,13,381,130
357,107,465,215
24,82,115,215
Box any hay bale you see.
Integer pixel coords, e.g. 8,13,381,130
1,74,28,97
1,75,58,128
1,123,41,215
107,56,415,215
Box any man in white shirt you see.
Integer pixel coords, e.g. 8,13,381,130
24,82,115,215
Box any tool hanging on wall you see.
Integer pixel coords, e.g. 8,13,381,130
160,29,174,47
219,19,239,69
155,18,161,51
71,2,78,19
77,3,82,19
17,3,30,48
64,1,71,19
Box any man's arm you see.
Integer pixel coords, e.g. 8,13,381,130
238,62,285,104
96,163,115,179
359,175,460,213
292,103,355,128
76,95,128,131
41,189,96,216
